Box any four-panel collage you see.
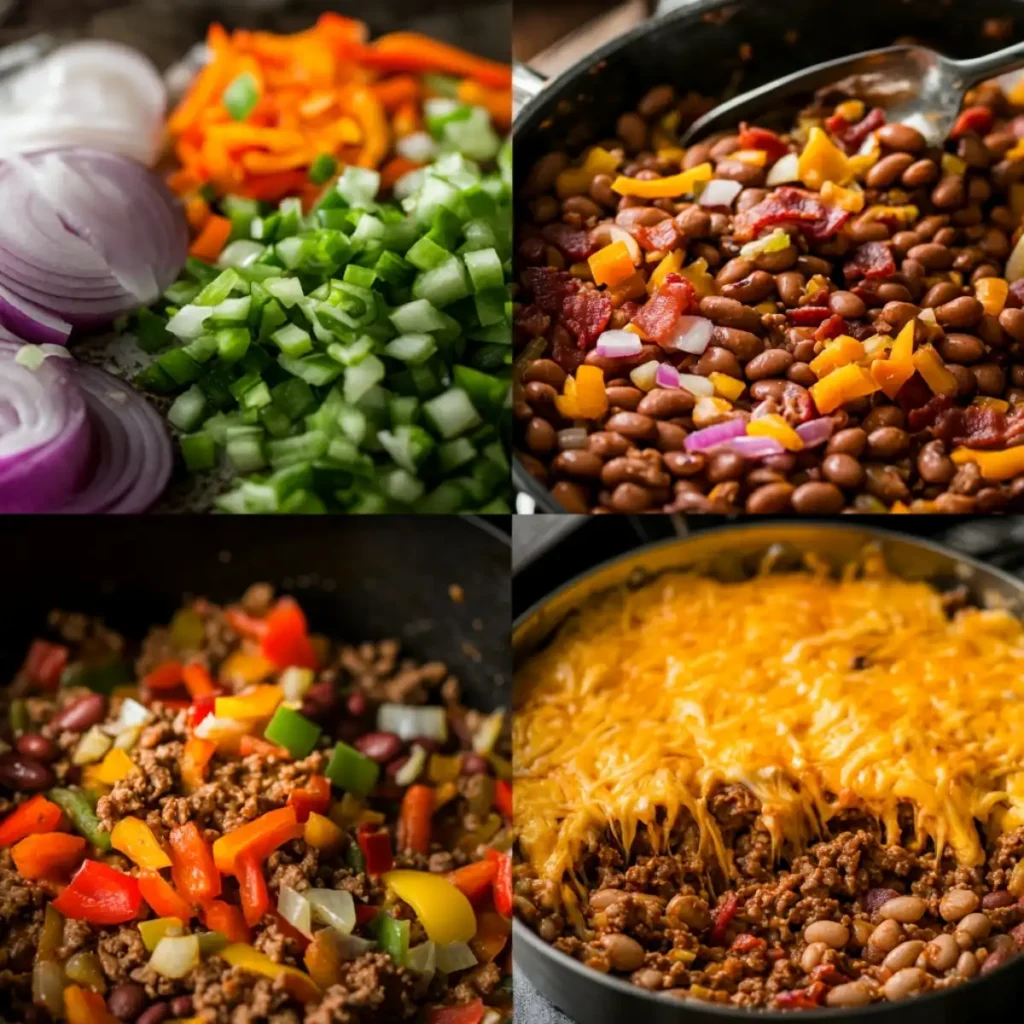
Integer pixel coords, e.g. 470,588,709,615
8,0,1024,1020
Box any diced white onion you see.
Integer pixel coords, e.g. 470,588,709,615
698,179,742,208
113,726,141,751
481,1013,503,1024
666,316,713,355
765,151,800,186
1007,232,1024,283
149,934,199,979
280,667,315,704
307,888,356,935
594,329,643,359
217,240,265,269
435,941,478,974
73,725,112,766
407,940,437,980
194,715,250,742
396,131,439,164
629,359,660,392
377,704,448,742
396,744,429,786
558,427,589,451
278,886,313,938
102,697,152,736
334,933,376,960
676,373,716,397
472,710,504,755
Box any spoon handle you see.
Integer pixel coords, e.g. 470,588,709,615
954,40,1024,90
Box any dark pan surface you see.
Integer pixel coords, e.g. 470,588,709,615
1,516,511,712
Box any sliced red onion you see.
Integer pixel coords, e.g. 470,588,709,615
0,340,90,512
558,427,589,450
595,330,643,359
699,179,743,209
655,362,680,389
684,417,747,453
796,417,834,448
728,435,785,459
666,315,712,355
56,364,172,514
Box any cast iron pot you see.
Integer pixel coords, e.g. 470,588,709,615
511,0,1024,512
0,515,510,716
512,520,1024,1022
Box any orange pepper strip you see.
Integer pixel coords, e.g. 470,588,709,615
205,124,309,152
183,663,217,699
810,363,880,414
588,241,636,289
372,75,421,112
12,832,86,880
397,785,434,855
241,148,315,174
65,984,119,1024
392,100,421,138
203,899,252,943
471,908,511,963
951,446,1024,481
870,320,915,400
0,794,63,847
237,852,272,926
189,215,232,263
144,661,184,691
185,197,211,231
456,79,512,132
362,32,512,90
342,85,390,169
181,735,217,792
168,38,238,136
169,822,222,902
167,168,203,196
213,807,303,875
447,858,497,904
380,156,421,192
138,868,195,921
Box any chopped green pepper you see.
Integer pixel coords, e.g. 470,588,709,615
49,787,111,851
222,71,260,121
325,741,379,797
263,706,321,759
372,913,410,966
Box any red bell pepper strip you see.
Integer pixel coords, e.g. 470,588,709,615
260,598,318,670
143,661,184,691
12,833,86,880
237,852,271,927
169,822,222,902
189,694,216,730
23,640,68,689
0,794,63,847
51,859,142,924
287,775,332,822
426,999,486,1024
212,806,302,874
952,105,994,139
225,606,268,639
710,892,740,945
485,848,512,917
203,899,251,943
397,784,434,855
357,825,393,876
448,859,497,906
494,780,512,820
138,869,195,921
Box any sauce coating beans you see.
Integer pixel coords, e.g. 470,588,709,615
515,75,1024,513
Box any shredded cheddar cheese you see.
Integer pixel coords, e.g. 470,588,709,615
514,559,1024,889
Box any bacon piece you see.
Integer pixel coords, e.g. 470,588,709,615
514,304,550,339
561,290,612,350
845,241,896,281
521,266,580,314
788,306,832,326
732,186,850,242
814,314,848,341
630,273,697,344
896,374,934,415
737,124,790,164
542,222,595,261
634,218,682,253
932,403,1024,449
550,331,585,373
830,106,885,153
906,394,955,433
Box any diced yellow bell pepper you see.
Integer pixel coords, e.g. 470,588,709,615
869,320,916,400
747,413,804,451
304,812,343,850
912,345,958,396
555,146,621,198
848,149,880,178
951,446,1024,481
677,256,716,298
731,148,768,166
214,685,283,721
798,126,853,189
810,363,880,414
611,162,712,198
139,917,185,952
112,816,172,870
974,396,1010,413
860,204,918,225
647,249,684,293
381,870,477,945
804,274,831,297
976,277,1009,317
573,365,608,419
218,944,321,1003
91,748,137,785
434,780,460,809
428,753,463,784
834,99,865,122
219,651,273,687
707,372,745,401
941,152,968,177
589,241,636,289
809,335,865,378
861,334,893,361
820,180,865,213
692,396,732,427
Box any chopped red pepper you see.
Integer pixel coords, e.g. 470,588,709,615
203,899,251,943
730,933,766,953
788,306,832,326
398,784,434,855
427,999,485,1024
541,221,595,261
844,240,896,281
138,868,195,921
12,833,86,880
189,694,216,730
494,780,512,820
225,607,269,640
287,775,332,823
814,314,848,341
775,984,826,1009
733,186,850,242
51,859,142,925
143,661,184,691
710,892,740,945
23,640,68,689
261,598,318,671
631,272,697,344
237,853,271,927
561,289,612,349
952,105,995,140
448,859,498,906
182,663,216,698
0,794,63,847
357,825,394,876
169,822,221,902
485,847,512,917
829,106,885,153
737,123,789,164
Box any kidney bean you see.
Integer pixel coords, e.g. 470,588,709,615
935,296,984,328
698,295,763,332
136,1007,170,1024
636,389,694,419
713,327,764,362
745,482,794,514
523,359,567,390
609,482,656,512
982,890,1014,910
866,152,916,188
50,693,106,733
980,936,1017,975
301,681,338,720
791,481,845,514
108,984,147,1022
354,732,403,762
901,158,939,187
15,733,57,762
346,689,368,717
551,481,590,514
0,752,55,793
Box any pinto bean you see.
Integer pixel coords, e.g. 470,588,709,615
699,295,763,332
551,481,590,514
804,921,849,948
867,152,916,188
744,349,793,380
878,896,927,923
713,327,764,362
552,450,604,480
636,389,695,419
882,967,927,1001
745,482,794,513
935,296,984,328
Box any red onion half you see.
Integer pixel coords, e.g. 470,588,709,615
0,148,187,342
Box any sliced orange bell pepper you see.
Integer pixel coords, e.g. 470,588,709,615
798,126,853,189
218,943,321,1003
810,363,880,414
361,32,512,90
373,75,421,111
398,784,435,854
951,446,1024,481
203,899,251,943
912,345,959,396
138,869,195,921
111,817,172,871
470,908,511,962
494,779,513,820
747,413,804,452
144,660,184,691
213,806,302,875
189,215,232,263
588,241,636,289
169,822,221,903
214,684,283,721
183,663,217,699
342,84,390,169
12,832,86,880
0,794,62,847
219,651,273,687
237,852,271,926
380,156,421,192
456,79,512,132
612,163,712,199
870,320,915,399
447,858,497,905
182,735,217,793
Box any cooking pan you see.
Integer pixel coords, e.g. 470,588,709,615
511,0,1024,513
0,516,511,715
512,520,1024,1022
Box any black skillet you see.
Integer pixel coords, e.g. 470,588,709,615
511,0,1024,513
512,519,1024,1022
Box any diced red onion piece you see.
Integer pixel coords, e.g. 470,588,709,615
699,179,743,208
558,427,589,450
683,417,748,453
728,435,785,459
666,315,712,355
795,416,834,448
654,362,680,389
595,330,643,358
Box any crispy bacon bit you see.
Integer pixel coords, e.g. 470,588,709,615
951,105,995,140
514,304,551,338
737,124,790,164
634,219,682,253
631,273,697,344
896,374,933,414
542,222,595,261
814,314,848,341
732,186,850,242
730,933,765,954
788,306,832,326
783,382,815,425
521,266,580,314
906,394,954,433
561,290,612,350
811,964,849,986
517,234,546,266
932,403,1024,449
710,892,740,945
845,241,896,281
830,106,885,153
551,331,585,373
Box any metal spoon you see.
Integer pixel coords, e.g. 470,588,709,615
682,40,1024,146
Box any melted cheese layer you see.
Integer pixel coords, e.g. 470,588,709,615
514,565,1024,885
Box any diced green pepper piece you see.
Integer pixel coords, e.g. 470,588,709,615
49,788,111,850
263,706,322,758
325,741,379,796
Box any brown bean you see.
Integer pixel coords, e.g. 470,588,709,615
529,195,559,222
753,245,797,273
675,205,712,238
609,482,655,513
804,920,850,948
790,481,844,513
749,380,787,403
877,282,914,303
552,450,604,480
136,1007,170,1024
867,427,909,460
714,160,765,187
713,327,763,362
522,152,567,198
605,412,657,442
588,174,616,209
880,301,920,330
932,175,966,208
891,230,922,256
585,343,660,374
654,421,688,452
877,122,926,153
604,386,643,412
829,290,866,319
524,381,558,416
901,159,939,187
550,481,590,513
601,457,670,489
883,966,927,1001
563,195,601,220
936,492,976,513
636,389,695,419
525,416,557,456
959,133,991,168
698,295,762,332
938,333,985,365
846,215,890,243
787,362,817,387
775,271,806,308
523,359,567,390
862,406,904,432
707,452,746,482
917,442,955,485
15,734,57,762
982,891,1014,910
108,984,148,1022
665,451,706,477
745,482,794,513
354,732,403,762
1001,307,1024,343
696,346,743,378
744,348,793,380
50,693,106,732
822,453,864,489
616,113,647,153
588,431,631,459
637,84,675,119
907,242,953,270
866,152,916,188
935,296,984,328
827,428,868,457
980,227,1010,260
879,895,927,923
715,258,755,287
973,363,1006,395
921,281,961,309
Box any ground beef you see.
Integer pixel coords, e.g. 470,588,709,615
0,850,47,980
190,961,300,1024
302,954,419,1024
96,924,149,985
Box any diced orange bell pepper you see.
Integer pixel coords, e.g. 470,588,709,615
203,899,251,944
611,163,712,198
218,942,321,1003
139,869,196,921
447,859,497,905
144,661,184,691
12,832,86,880
304,927,345,989
219,651,273,687
398,784,435,855
111,817,172,870
182,735,217,793
261,598,318,671
976,277,1010,317
91,748,137,785
951,446,1024,481
213,806,302,875
470,909,511,962
820,180,865,213
214,684,283,720
809,335,866,378
747,413,804,452
0,794,62,847
870,319,915,400
182,663,217,699
812,363,880,414
304,812,344,850
64,984,119,1024
169,822,221,903
798,126,853,189
588,241,636,289
288,776,332,822
380,156,421,191
573,365,608,419
189,214,233,263
912,345,959,396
